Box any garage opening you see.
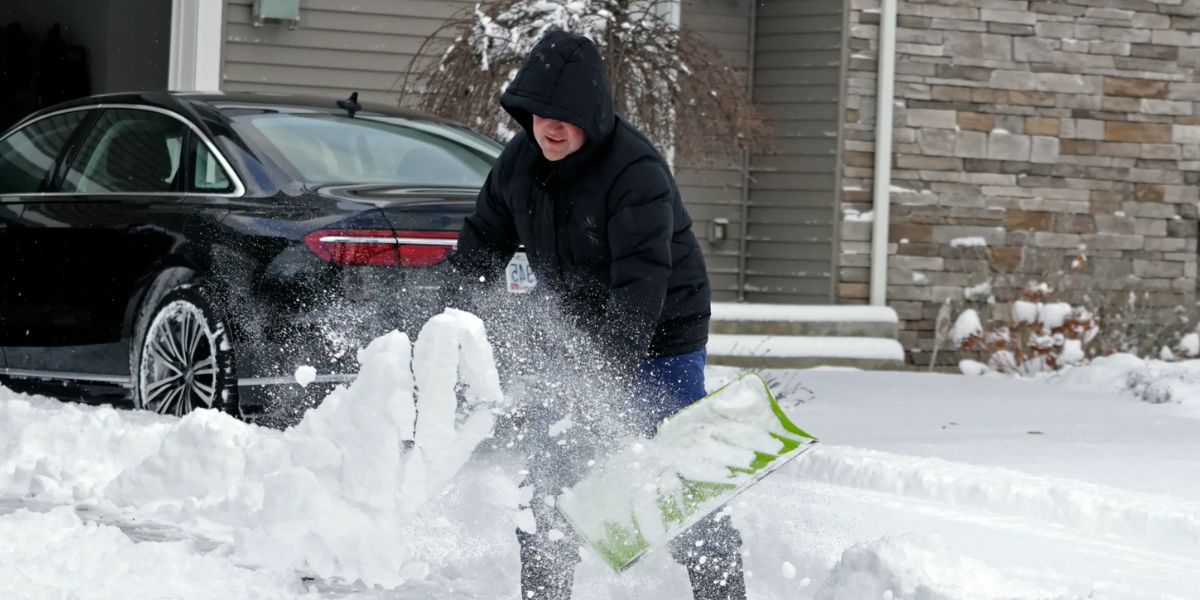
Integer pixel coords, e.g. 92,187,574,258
1,0,171,130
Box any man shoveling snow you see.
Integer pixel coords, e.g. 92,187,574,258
442,30,744,600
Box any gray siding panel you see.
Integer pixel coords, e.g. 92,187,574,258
744,1,843,304
756,51,843,69
222,0,473,104
678,0,752,301
678,0,843,304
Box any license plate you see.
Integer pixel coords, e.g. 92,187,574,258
506,252,537,293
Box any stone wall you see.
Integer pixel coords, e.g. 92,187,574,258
839,0,1200,364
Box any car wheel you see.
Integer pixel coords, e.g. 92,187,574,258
132,287,237,416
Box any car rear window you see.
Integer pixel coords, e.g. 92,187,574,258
227,112,501,187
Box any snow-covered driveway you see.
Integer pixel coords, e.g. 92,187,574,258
1,356,1197,599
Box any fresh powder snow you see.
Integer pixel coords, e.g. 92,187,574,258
2,312,1199,598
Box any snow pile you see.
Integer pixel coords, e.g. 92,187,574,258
795,446,1200,551
1058,353,1200,408
0,507,309,600
2,310,521,588
815,535,1051,600
5,357,1200,597
0,396,174,502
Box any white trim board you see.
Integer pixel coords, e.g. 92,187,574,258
169,0,223,91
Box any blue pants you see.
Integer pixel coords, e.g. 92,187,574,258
634,348,709,435
518,348,745,599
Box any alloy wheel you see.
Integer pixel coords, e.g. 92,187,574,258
138,300,221,415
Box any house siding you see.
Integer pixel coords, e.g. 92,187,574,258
679,0,845,304
745,0,844,304
221,0,472,105
678,0,753,302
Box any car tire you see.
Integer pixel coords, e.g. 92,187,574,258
131,286,238,416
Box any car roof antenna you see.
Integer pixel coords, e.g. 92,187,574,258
337,92,361,118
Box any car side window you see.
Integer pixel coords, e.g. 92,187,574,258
62,109,187,193
190,137,232,193
0,111,87,194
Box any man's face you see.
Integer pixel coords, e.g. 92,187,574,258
532,115,586,161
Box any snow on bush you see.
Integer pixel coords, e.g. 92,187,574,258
1093,290,1200,360
957,359,993,376
956,283,1099,376
953,276,1200,377
1054,353,1200,407
404,0,765,163
1118,361,1200,405
1179,332,1200,358
951,309,982,346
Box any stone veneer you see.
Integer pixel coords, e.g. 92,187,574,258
838,0,1200,364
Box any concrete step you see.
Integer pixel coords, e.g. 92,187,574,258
706,334,906,371
710,303,899,338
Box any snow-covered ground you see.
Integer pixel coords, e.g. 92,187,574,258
2,322,1198,599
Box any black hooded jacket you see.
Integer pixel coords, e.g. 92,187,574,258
448,31,711,366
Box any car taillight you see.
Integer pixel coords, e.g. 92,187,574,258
304,229,458,267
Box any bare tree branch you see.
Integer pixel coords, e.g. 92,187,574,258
398,0,768,167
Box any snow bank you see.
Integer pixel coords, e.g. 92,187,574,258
795,445,1200,552
0,507,309,599
2,310,520,588
10,301,1200,600
0,394,174,502
1056,353,1200,410
816,535,1052,600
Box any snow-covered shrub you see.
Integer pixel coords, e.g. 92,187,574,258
1122,362,1200,405
400,0,766,165
1096,290,1200,361
956,282,1100,376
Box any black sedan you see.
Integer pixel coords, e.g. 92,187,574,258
0,91,504,421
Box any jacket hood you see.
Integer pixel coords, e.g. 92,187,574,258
501,31,616,159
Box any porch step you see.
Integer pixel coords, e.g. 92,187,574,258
709,303,899,338
707,303,905,371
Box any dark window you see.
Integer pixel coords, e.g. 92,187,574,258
228,112,501,186
0,111,87,194
63,109,187,193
